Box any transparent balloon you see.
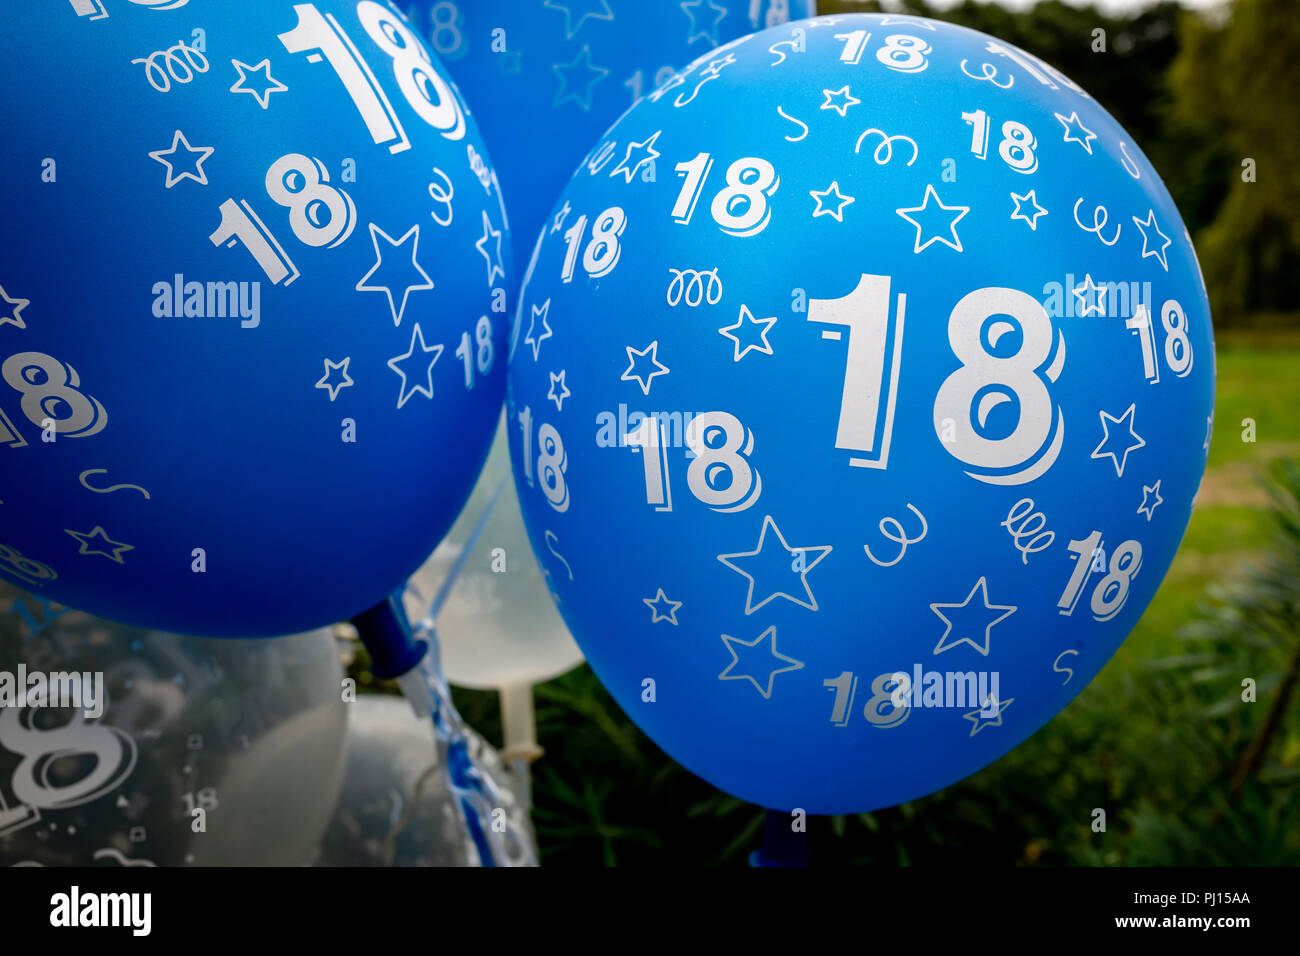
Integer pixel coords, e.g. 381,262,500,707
404,415,583,691
0,583,347,867
314,693,536,867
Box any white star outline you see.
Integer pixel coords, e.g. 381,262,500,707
810,181,855,222
820,85,861,117
1073,273,1106,317
65,526,134,564
717,515,833,615
609,129,662,183
229,59,288,109
355,223,435,327
1090,403,1147,478
147,129,214,188
620,341,670,396
681,0,729,46
524,299,553,361
551,202,572,234
1010,190,1048,230
547,369,571,411
552,45,609,111
643,588,683,625
0,285,30,330
542,0,614,40
1131,208,1172,271
718,305,777,361
315,357,353,402
387,323,443,409
896,184,969,254
718,626,804,700
930,577,1016,656
963,696,1015,736
474,209,506,287
1054,110,1097,154
1137,479,1164,521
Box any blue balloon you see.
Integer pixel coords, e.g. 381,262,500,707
0,2,511,637
397,0,816,270
506,14,1215,813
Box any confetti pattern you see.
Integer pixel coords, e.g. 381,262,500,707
506,14,1216,813
397,0,816,271
0,1,511,636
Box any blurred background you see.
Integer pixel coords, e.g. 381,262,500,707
347,0,1300,866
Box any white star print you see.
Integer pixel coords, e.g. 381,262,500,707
717,515,833,615
1073,273,1106,317
524,299,553,361
930,577,1016,656
147,130,214,188
896,184,969,254
963,696,1014,735
1137,480,1164,521
810,181,855,222
681,0,729,46
387,323,442,409
474,210,506,287
0,285,30,330
1010,190,1048,230
229,59,288,109
1054,110,1097,154
552,46,609,111
609,129,662,183
551,201,572,234
621,341,669,395
65,526,134,564
315,357,353,402
1130,208,1172,271
718,305,777,361
820,85,861,117
643,588,683,625
718,626,804,699
355,223,434,327
542,0,614,40
1091,404,1147,478
547,369,571,411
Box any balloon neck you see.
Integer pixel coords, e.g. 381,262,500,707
749,809,808,868
351,594,427,680
351,595,437,716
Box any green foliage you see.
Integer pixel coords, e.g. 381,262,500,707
1170,0,1300,321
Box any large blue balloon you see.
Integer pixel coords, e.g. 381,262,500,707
0,2,510,636
397,0,816,270
506,13,1215,813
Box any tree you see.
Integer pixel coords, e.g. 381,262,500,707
1170,0,1300,321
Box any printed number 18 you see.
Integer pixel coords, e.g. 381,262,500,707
807,274,906,470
